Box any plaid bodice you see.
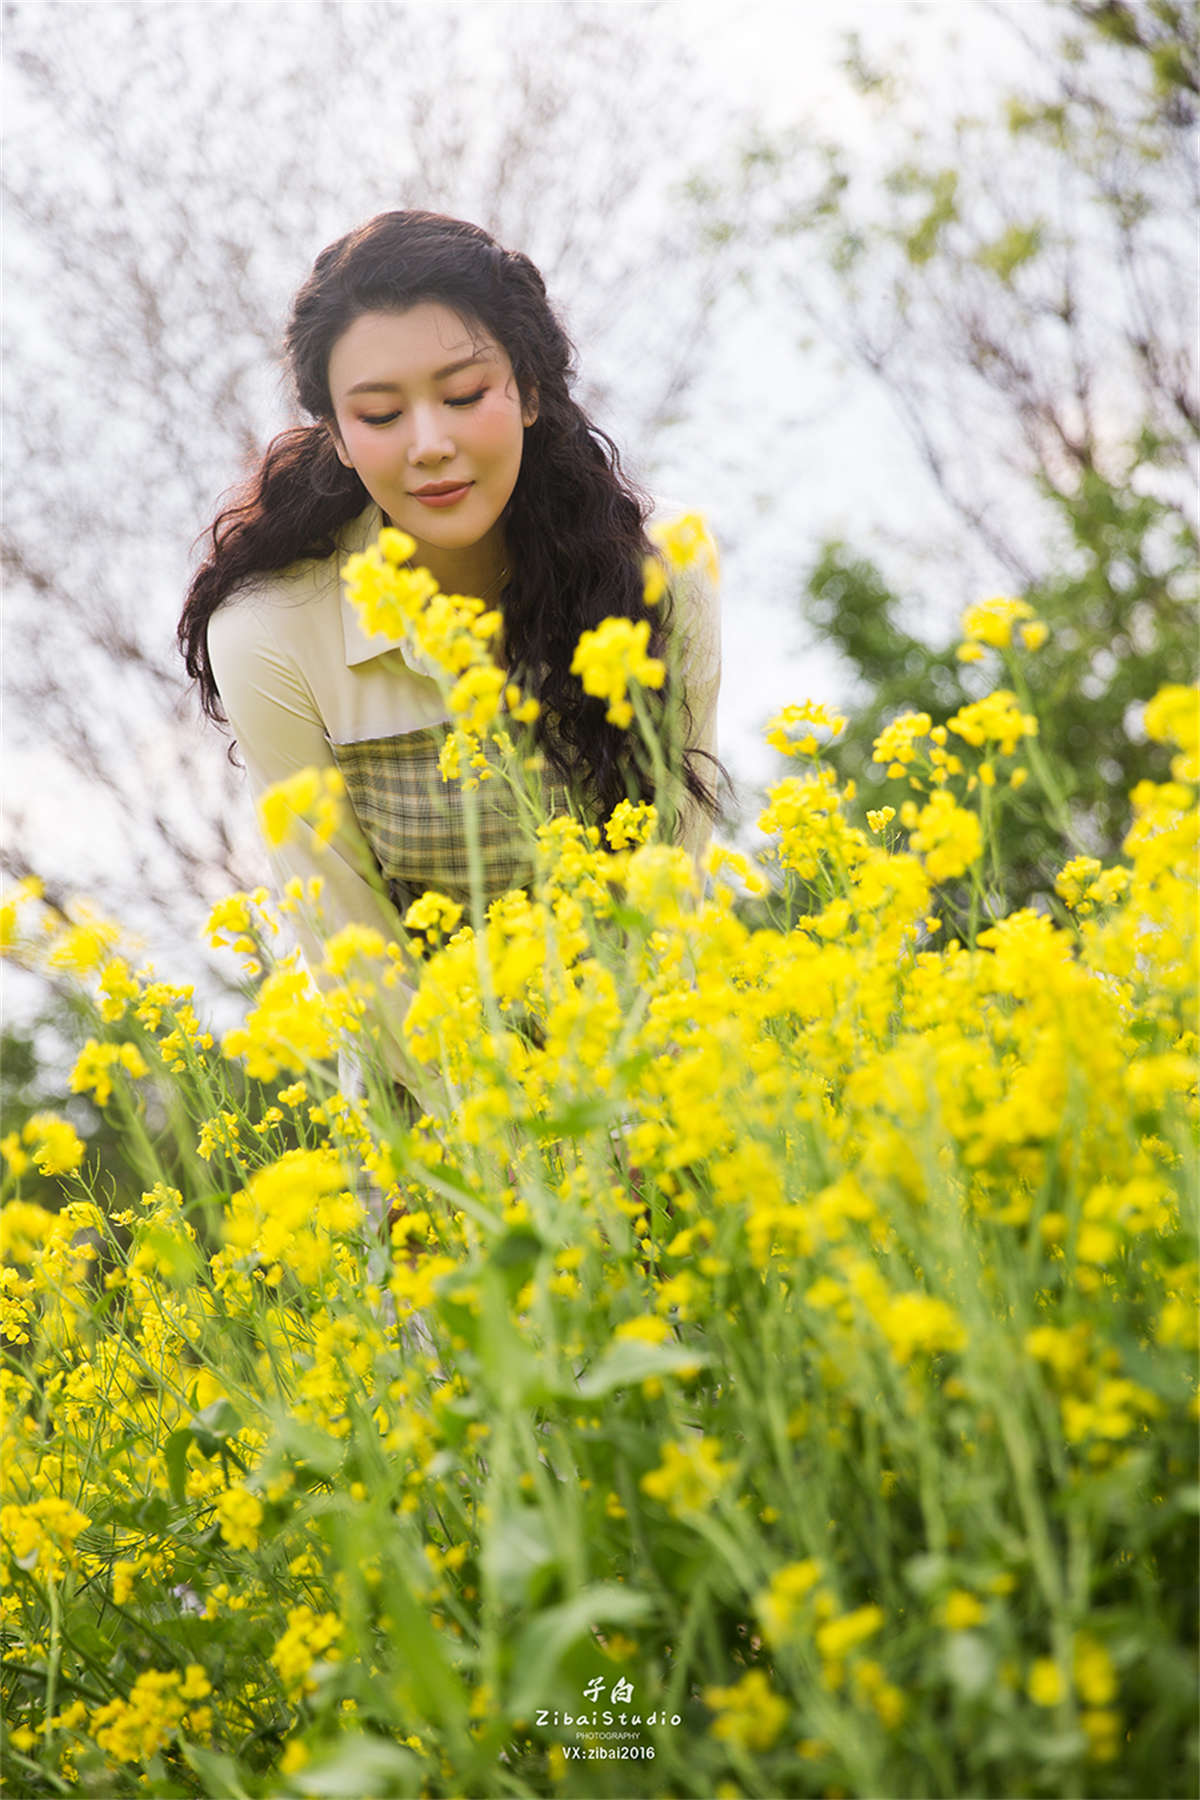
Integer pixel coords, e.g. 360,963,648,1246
329,725,574,915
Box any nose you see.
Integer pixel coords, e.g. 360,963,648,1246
407,403,455,467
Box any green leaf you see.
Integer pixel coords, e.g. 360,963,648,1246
180,1743,254,1798
164,1400,245,1502
483,1507,558,1610
573,1338,710,1398
164,1429,193,1507
489,1225,544,1272
271,1418,346,1479
353,1543,470,1732
139,1222,202,1285
488,1226,547,1303
509,1584,654,1716
292,1735,422,1799
523,1095,622,1142
191,1398,242,1453
436,1286,482,1356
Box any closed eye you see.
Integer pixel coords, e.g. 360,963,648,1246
360,389,486,426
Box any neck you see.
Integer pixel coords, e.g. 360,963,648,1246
391,518,510,602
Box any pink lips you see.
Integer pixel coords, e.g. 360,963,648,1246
411,482,473,509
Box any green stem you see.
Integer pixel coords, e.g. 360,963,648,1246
1004,655,1087,851
43,1575,61,1731
0,1748,72,1795
991,1385,1065,1616
629,684,671,830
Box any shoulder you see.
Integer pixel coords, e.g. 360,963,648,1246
206,555,339,727
206,503,380,674
207,560,322,659
646,497,721,663
646,497,720,600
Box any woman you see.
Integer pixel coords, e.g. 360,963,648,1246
179,210,722,1093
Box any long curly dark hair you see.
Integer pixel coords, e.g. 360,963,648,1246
179,210,721,829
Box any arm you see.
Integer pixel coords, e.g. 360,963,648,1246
670,556,723,881
206,597,432,1101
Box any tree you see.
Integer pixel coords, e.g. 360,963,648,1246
769,0,1197,903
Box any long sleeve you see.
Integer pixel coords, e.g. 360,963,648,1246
207,595,430,1099
644,501,722,880
671,555,723,880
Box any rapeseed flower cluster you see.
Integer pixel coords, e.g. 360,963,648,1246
68,1039,149,1109
642,511,720,604
90,1667,212,1766
0,1113,85,1178
957,593,1047,658
1144,682,1200,782
570,617,666,728
259,766,346,851
0,532,1194,1798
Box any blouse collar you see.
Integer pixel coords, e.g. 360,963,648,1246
338,502,424,670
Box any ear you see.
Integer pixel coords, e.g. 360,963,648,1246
521,386,539,428
325,420,353,469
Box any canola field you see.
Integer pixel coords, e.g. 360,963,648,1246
1,526,1196,1799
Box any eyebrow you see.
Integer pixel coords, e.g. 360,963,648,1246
345,351,493,397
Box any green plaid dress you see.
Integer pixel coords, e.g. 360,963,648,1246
330,724,575,916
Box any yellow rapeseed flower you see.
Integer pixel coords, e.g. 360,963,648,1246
947,690,1038,756
0,1497,91,1582
941,1589,986,1630
258,768,345,851
221,958,342,1081
404,891,465,940
448,663,507,736
766,700,847,759
570,617,665,729
1028,1657,1064,1707
321,924,386,977
641,1437,733,1516
68,1042,149,1110
703,1668,788,1752
1073,1633,1117,1706
959,594,1038,650
90,1666,209,1766
11,1113,86,1177
648,511,720,584
816,1604,886,1664
1143,683,1199,782
757,1559,824,1644
614,1315,672,1344
872,711,932,768
605,799,658,851
0,875,44,955
341,546,438,640
215,1486,264,1552
97,957,141,1022
270,1606,344,1699
44,905,124,976
907,791,983,883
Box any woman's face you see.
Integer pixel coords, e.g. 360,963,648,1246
326,303,536,584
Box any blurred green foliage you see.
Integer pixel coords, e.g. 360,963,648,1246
810,470,1195,907
779,0,1197,908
